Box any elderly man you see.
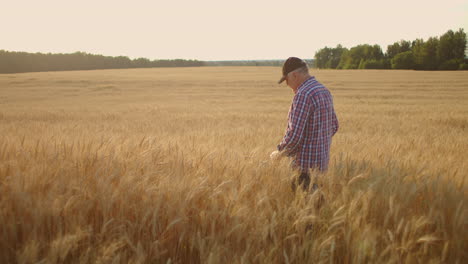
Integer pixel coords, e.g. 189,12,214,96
271,57,339,192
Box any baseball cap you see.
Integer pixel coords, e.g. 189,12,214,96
278,57,307,84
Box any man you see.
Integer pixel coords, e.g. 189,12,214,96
270,57,339,192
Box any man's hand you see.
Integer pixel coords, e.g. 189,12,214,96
270,150,283,161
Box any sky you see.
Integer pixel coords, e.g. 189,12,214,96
2,0,467,61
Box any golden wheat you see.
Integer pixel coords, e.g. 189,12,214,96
0,67,467,263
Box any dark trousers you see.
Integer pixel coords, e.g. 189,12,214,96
291,170,311,192
291,170,320,192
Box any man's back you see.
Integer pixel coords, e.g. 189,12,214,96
279,77,339,171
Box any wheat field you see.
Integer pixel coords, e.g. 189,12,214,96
0,67,467,263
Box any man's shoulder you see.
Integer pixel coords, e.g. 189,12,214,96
299,79,333,107
300,78,325,96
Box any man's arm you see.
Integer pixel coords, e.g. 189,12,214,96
278,92,311,155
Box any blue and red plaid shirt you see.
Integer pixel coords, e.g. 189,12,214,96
278,77,339,172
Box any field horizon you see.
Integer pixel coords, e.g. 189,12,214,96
1,67,467,263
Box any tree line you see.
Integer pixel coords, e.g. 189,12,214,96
205,60,283,66
204,59,314,67
0,50,204,74
314,29,467,70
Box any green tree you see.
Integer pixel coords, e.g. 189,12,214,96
133,57,151,68
438,30,456,63
412,39,425,70
314,45,347,69
386,40,411,59
336,49,349,69
360,59,386,69
421,37,439,70
338,44,384,69
391,51,414,69
329,45,347,69
314,47,332,68
438,29,466,70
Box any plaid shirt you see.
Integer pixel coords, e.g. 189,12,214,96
278,77,339,172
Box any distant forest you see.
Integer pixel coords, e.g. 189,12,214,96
0,50,312,74
314,29,468,70
0,51,312,74
0,51,205,74
1,28,466,73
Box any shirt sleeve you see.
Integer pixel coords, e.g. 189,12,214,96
278,92,311,155
332,110,339,136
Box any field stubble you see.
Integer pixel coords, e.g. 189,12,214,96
0,67,467,263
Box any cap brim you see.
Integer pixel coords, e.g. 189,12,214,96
278,76,286,84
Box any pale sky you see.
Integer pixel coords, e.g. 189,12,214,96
2,0,467,60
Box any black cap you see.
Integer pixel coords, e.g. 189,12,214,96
278,57,307,84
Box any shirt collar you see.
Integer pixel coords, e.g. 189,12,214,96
297,76,315,93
